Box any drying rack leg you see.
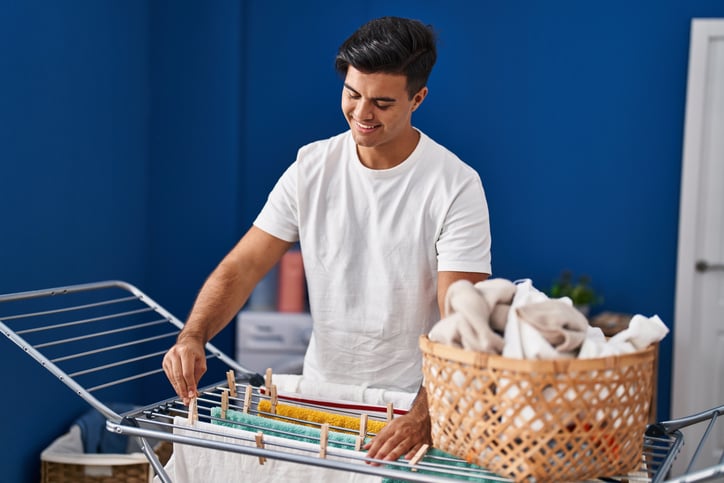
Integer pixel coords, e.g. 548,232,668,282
140,436,171,483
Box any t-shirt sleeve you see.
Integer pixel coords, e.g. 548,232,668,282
253,162,300,243
436,174,492,274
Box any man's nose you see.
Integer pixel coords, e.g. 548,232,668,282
354,100,374,120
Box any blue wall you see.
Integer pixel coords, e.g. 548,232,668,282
2,1,724,481
1,3,150,482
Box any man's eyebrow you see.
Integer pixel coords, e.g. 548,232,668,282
343,83,397,103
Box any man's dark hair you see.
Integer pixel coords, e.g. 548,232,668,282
335,16,437,99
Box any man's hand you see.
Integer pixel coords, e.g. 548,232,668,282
364,387,432,464
162,333,207,406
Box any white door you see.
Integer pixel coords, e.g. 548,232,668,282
672,18,724,473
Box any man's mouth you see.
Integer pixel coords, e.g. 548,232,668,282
355,120,379,131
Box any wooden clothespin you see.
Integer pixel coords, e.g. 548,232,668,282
255,431,266,465
188,397,198,425
220,389,229,419
270,384,278,415
319,423,329,459
226,369,237,397
265,367,273,392
386,402,394,422
355,413,368,451
408,444,429,472
243,384,252,414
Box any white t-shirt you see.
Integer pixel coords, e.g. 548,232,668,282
254,130,491,392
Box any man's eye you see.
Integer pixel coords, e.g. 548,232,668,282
347,92,361,99
376,103,392,110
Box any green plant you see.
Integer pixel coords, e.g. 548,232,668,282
548,270,603,307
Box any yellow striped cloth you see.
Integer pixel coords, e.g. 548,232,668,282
257,399,387,435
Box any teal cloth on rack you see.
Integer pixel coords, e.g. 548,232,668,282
211,407,498,482
210,406,363,448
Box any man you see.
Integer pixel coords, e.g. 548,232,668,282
162,16,491,464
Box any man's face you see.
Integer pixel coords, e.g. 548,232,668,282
341,66,426,159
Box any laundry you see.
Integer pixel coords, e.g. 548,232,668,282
429,278,669,359
578,313,669,358
208,408,495,483
213,407,364,448
269,374,416,411
156,416,381,483
429,278,515,352
257,399,388,435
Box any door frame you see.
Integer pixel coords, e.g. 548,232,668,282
672,19,724,420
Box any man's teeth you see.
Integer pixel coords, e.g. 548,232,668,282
357,121,376,129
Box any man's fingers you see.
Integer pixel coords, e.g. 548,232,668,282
163,345,206,406
404,443,424,461
364,424,409,465
172,355,192,404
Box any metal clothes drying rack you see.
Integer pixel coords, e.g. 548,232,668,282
1,280,723,482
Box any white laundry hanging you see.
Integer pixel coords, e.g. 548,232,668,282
156,417,382,483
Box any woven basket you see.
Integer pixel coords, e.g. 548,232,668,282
419,335,655,483
40,440,173,483
41,458,150,483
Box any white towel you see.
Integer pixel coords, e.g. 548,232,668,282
270,374,416,411
578,314,669,358
156,417,381,483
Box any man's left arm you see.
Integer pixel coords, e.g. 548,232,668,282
364,270,489,463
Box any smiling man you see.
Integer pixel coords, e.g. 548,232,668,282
163,16,492,465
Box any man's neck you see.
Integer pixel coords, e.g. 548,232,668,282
357,129,420,170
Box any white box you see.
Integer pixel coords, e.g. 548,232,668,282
235,311,312,375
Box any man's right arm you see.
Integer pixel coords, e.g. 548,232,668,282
162,226,293,404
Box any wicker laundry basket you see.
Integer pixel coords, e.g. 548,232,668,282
41,453,152,483
419,335,656,483
40,440,171,483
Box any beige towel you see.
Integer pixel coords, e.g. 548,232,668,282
515,300,588,352
429,278,516,352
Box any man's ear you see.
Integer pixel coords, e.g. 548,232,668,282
412,86,428,111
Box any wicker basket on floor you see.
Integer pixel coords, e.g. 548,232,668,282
41,454,151,483
419,335,656,483
40,441,171,483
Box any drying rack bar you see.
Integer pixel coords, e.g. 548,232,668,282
109,380,510,483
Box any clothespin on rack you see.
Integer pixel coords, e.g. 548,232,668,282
243,384,252,414
319,423,329,459
270,384,278,415
408,444,429,472
220,389,229,419
355,413,368,451
265,367,273,392
386,402,394,422
188,397,198,425
226,369,237,397
255,431,266,465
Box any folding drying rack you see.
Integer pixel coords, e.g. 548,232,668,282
1,280,723,482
